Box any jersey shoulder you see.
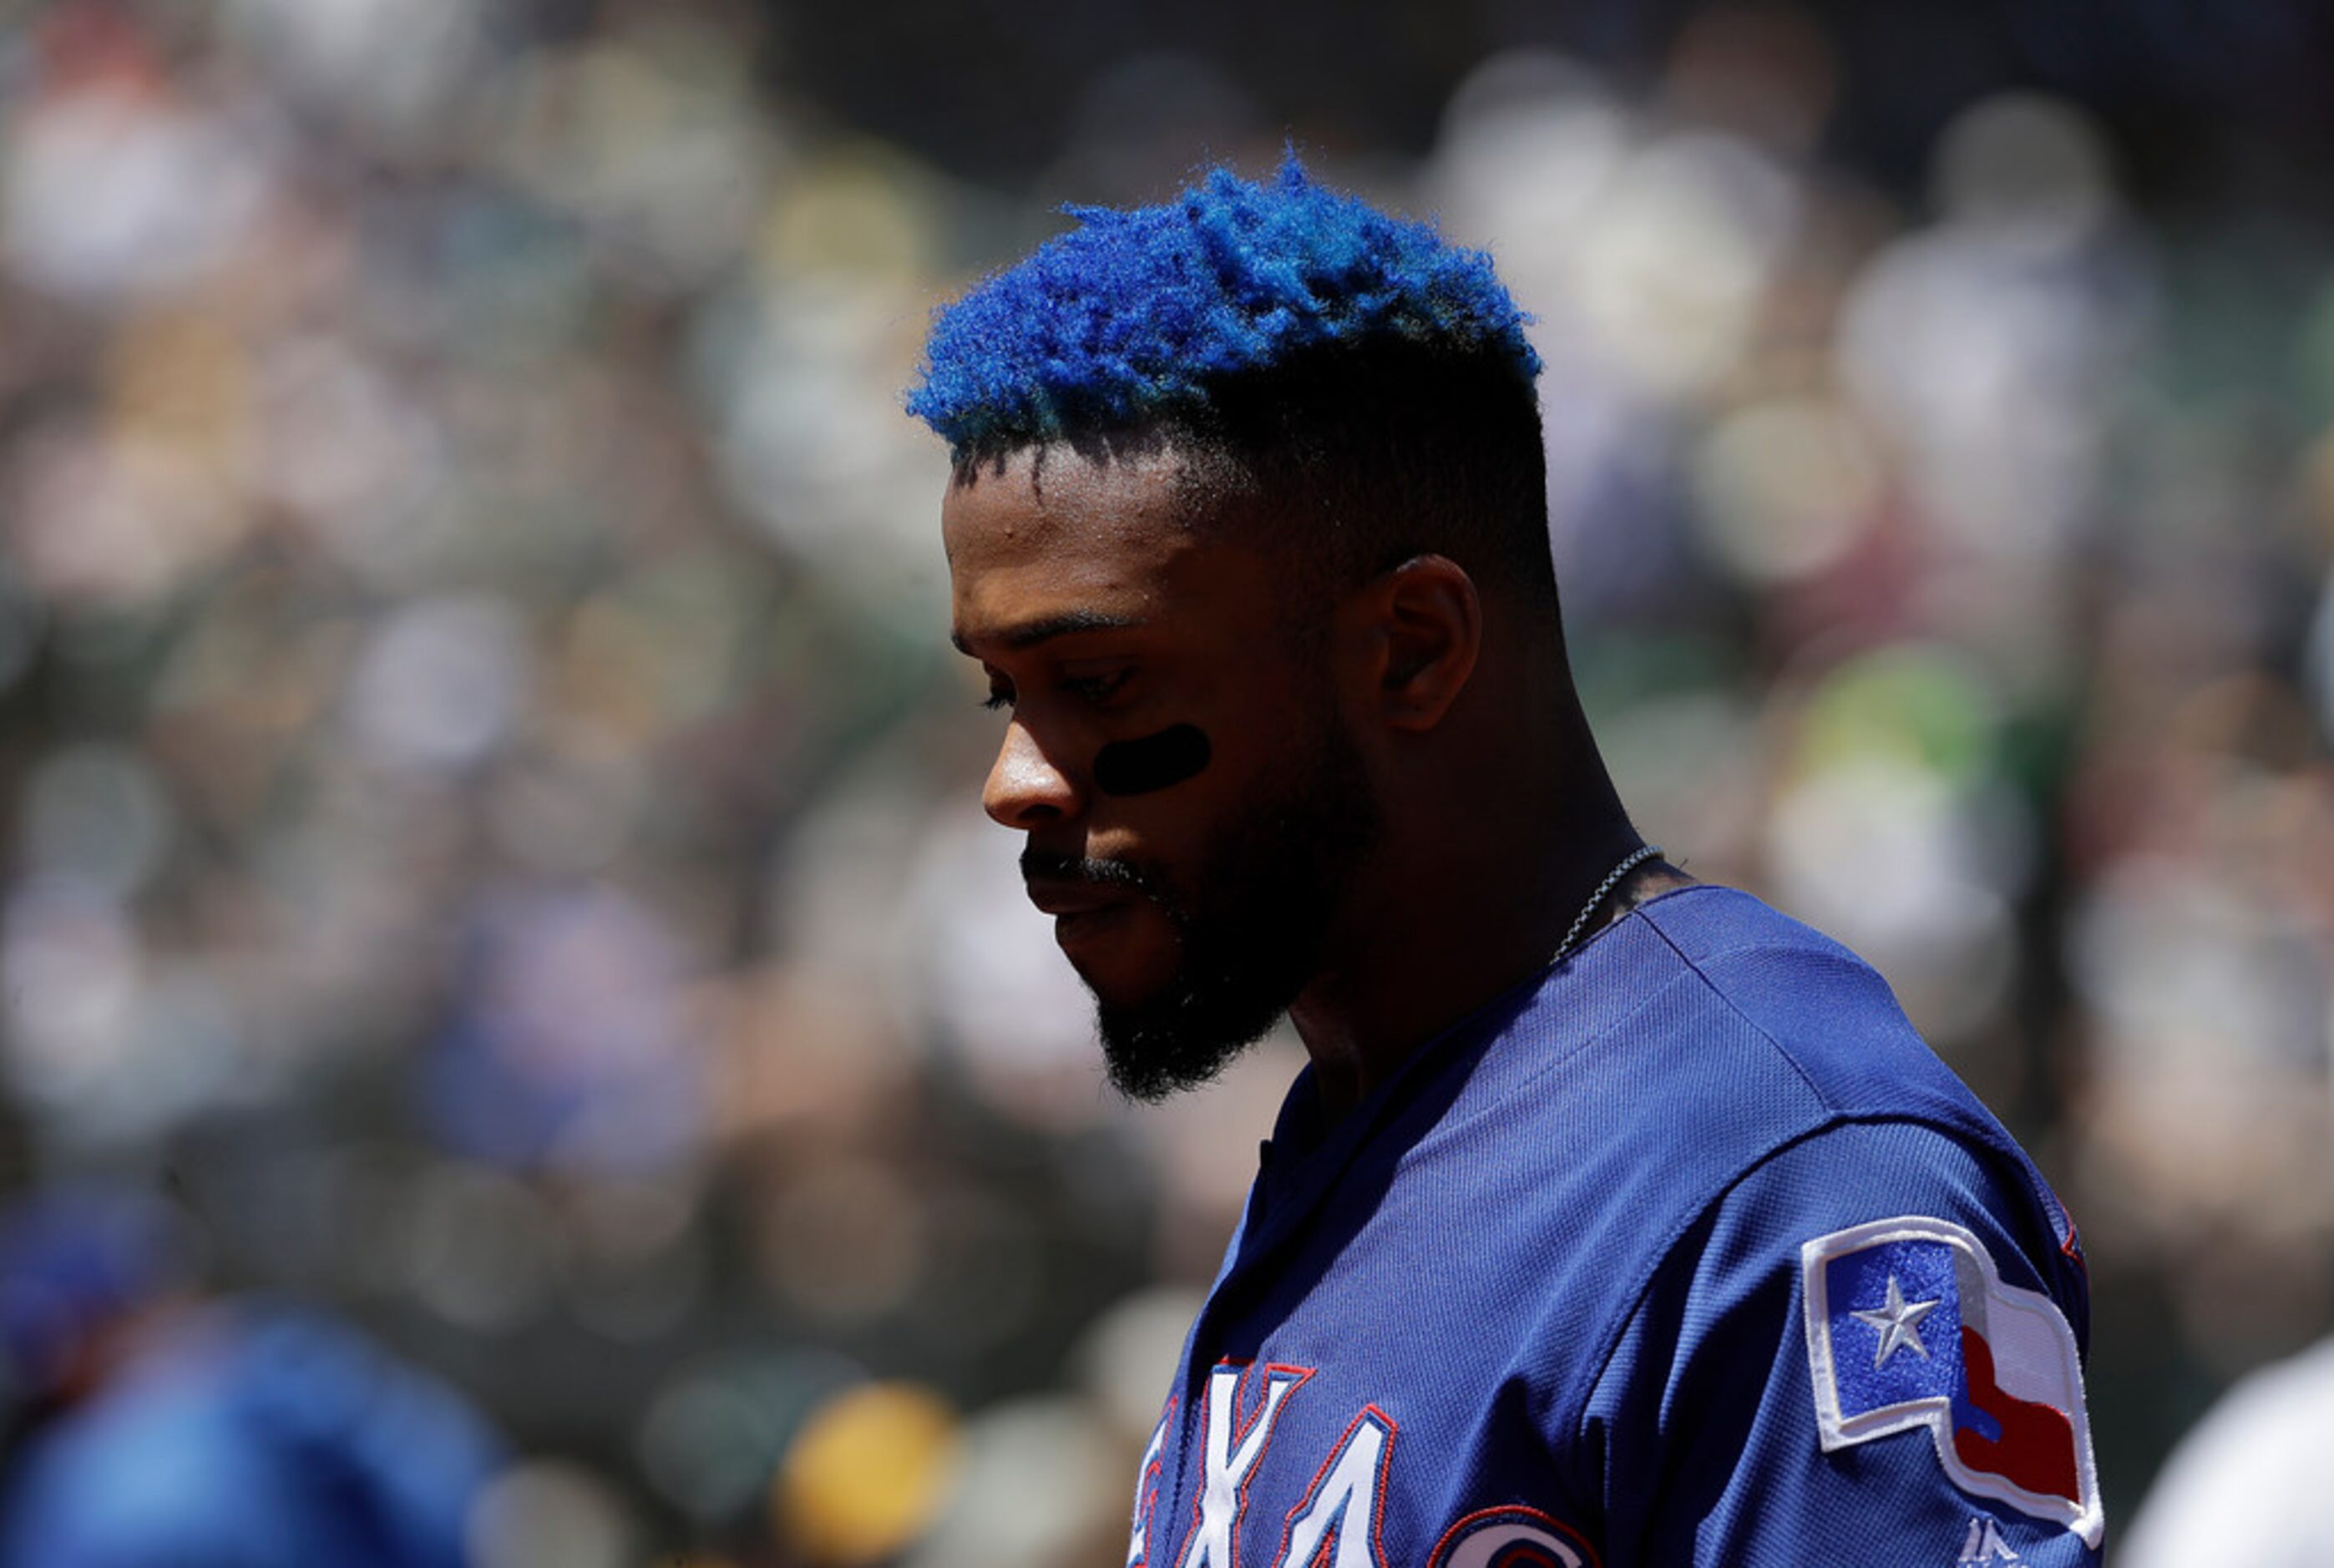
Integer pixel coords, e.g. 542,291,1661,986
1475,885,2025,1214
1628,886,2080,1254
1630,885,1990,1125
1455,888,2082,1399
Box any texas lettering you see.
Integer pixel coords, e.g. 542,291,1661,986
1130,1363,1591,1568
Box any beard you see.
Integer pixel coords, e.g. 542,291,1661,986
1027,714,1381,1104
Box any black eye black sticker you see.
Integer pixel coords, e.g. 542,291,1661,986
1093,724,1212,797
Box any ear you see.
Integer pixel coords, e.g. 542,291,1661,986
1349,554,1481,732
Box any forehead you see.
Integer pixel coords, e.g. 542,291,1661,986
943,444,1246,646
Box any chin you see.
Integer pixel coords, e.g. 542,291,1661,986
1091,944,1314,1105
1095,985,1289,1104
1055,900,1182,1001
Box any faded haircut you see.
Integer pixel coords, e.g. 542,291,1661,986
909,159,1559,615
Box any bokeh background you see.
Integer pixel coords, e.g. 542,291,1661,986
3,0,2333,1562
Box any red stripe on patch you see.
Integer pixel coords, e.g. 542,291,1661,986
1952,1327,2079,1504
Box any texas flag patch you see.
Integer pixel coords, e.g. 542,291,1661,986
1802,1216,2103,1547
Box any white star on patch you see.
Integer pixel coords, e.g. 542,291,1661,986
1850,1273,1940,1368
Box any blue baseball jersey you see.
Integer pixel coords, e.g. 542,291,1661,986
1126,886,2101,1568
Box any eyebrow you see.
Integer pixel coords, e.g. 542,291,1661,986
949,609,1146,655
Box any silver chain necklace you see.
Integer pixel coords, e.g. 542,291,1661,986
1552,842,1664,962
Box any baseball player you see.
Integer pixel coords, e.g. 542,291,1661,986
910,160,2100,1567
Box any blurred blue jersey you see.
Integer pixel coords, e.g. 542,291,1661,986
1,1304,501,1568
1125,885,2100,1568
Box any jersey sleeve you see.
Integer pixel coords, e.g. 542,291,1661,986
1578,1119,2103,1567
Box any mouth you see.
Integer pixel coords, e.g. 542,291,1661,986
1022,876,1142,952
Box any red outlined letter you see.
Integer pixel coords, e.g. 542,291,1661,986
1173,1360,1314,1568
1271,1404,1397,1568
1127,1396,1178,1566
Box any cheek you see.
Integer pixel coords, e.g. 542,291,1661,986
1093,724,1212,797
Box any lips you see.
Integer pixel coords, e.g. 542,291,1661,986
1021,875,1142,953
1021,876,1128,918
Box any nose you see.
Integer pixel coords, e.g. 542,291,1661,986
982,720,1082,828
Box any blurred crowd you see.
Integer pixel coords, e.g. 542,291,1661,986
0,0,2330,1562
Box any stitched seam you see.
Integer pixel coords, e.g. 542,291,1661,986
1638,899,1841,1115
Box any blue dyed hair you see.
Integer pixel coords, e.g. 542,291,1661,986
913,159,1560,614
909,159,1542,457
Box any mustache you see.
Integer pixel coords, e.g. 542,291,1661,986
1020,847,1157,898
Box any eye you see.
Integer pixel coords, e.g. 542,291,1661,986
980,680,1015,711
1061,669,1132,707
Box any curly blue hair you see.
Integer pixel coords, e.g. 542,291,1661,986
908,159,1542,457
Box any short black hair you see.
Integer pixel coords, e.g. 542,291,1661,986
1151,336,1556,615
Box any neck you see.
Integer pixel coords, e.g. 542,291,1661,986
1287,744,1652,1123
